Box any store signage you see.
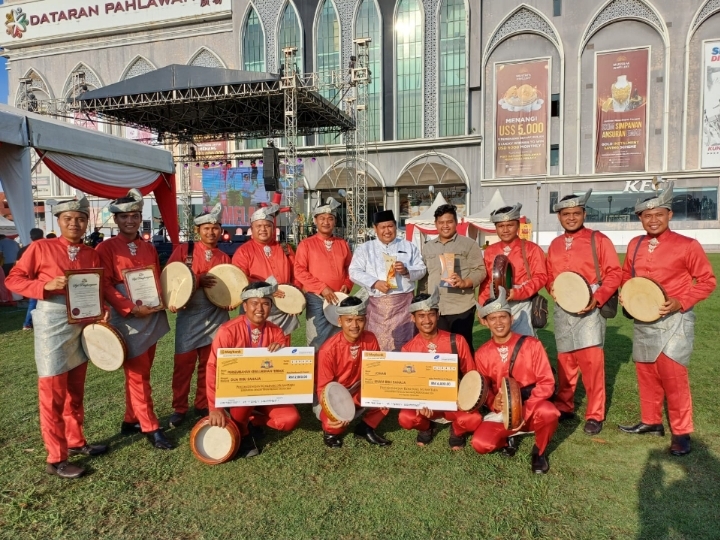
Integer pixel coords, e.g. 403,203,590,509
623,180,656,193
1,0,230,47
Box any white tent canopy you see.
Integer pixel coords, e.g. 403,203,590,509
465,189,508,224
0,104,175,245
0,215,18,236
405,192,449,226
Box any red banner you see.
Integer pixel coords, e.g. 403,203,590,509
595,49,648,173
495,59,549,178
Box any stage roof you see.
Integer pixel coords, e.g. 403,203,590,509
77,65,355,143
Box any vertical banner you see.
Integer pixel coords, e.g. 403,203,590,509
595,49,648,173
702,41,720,168
495,59,549,178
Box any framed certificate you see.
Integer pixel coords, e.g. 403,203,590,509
64,268,104,324
361,351,458,411
122,266,163,309
214,347,315,407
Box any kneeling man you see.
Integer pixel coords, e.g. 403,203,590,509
471,288,559,474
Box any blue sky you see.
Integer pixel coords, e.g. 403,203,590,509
0,0,6,104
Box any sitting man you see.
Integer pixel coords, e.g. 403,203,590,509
206,281,301,458
471,288,559,474
398,290,482,449
316,296,391,448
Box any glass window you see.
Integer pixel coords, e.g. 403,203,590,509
582,187,718,222
316,0,341,145
395,0,423,140
278,3,303,76
355,0,382,142
550,145,560,166
438,0,466,137
553,0,562,16
551,93,560,117
549,190,559,213
243,8,265,72
399,186,467,227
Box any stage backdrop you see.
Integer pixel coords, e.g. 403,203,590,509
595,48,649,173
494,58,550,178
702,40,720,169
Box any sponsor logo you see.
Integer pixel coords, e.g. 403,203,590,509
5,8,28,39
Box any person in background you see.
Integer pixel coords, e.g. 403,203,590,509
18,228,45,330
0,233,21,275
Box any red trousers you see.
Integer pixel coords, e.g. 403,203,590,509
38,362,88,463
398,409,483,437
229,405,301,436
635,353,693,435
172,344,211,413
555,346,606,421
320,407,388,436
471,401,559,455
123,344,160,433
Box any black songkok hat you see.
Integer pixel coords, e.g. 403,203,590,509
373,210,395,225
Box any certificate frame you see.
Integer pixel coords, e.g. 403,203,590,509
64,268,104,324
122,265,163,309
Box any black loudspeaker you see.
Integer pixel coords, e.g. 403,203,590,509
263,146,280,192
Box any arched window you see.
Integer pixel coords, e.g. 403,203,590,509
316,0,341,145
243,7,266,72
278,2,303,75
355,0,382,142
438,0,466,137
395,0,423,140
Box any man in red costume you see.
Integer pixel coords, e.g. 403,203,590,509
166,203,230,428
471,288,559,474
96,189,173,450
618,182,716,456
316,296,392,448
7,195,108,478
478,203,547,337
397,289,482,449
546,189,622,436
294,197,352,348
207,281,301,458
232,203,299,345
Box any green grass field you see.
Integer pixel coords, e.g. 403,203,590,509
1,256,719,539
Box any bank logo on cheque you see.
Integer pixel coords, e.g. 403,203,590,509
5,8,28,39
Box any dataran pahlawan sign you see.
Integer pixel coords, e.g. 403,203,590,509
2,0,230,46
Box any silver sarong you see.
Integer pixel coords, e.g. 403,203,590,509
553,305,606,353
367,292,414,351
305,293,340,348
269,304,300,336
510,299,535,337
175,288,230,354
108,284,170,359
633,310,695,367
32,296,88,377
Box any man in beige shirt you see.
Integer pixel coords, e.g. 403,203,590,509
420,204,486,353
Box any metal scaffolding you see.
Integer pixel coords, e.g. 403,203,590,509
282,47,299,235
352,39,371,245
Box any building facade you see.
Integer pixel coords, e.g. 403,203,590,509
2,0,719,249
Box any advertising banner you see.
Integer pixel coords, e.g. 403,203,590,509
595,49,648,173
189,140,228,192
495,59,549,178
702,41,720,168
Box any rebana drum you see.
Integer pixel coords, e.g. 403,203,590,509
274,284,307,315
501,377,523,431
621,277,667,323
553,271,593,314
205,264,249,310
322,292,350,327
81,323,127,371
491,255,514,298
190,417,241,465
320,382,355,423
457,371,489,412
161,262,196,310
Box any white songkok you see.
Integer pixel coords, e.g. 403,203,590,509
109,188,144,213
250,203,280,223
553,189,593,212
478,287,512,318
53,193,90,216
194,203,222,225
409,287,440,313
634,181,674,214
490,203,522,223
241,282,278,301
313,197,341,217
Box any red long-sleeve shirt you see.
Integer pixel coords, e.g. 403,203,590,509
478,237,547,304
206,315,287,411
294,235,353,294
167,242,231,287
473,333,555,421
95,235,162,317
6,237,101,300
622,229,716,312
232,238,298,287
546,227,622,306
401,330,474,376
316,330,380,403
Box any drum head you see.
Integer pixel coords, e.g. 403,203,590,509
554,272,592,314
323,292,349,327
190,418,241,465
458,371,483,412
82,323,126,371
622,277,667,323
492,255,514,297
274,285,307,315
161,262,195,310
205,264,248,310
323,382,355,423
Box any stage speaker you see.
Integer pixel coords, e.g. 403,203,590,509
263,146,280,192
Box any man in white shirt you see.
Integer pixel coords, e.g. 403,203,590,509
349,210,426,351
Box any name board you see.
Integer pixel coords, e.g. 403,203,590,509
1,0,230,47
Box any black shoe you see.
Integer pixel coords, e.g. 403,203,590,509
323,432,343,449
558,411,576,422
147,429,174,450
120,421,141,435
194,407,209,417
417,427,436,446
168,412,186,428
46,461,85,479
501,436,518,458
354,421,392,446
448,431,467,450
248,422,266,440
584,419,603,436
68,443,109,457
670,434,691,456
239,434,260,458
531,445,549,474
618,422,665,436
